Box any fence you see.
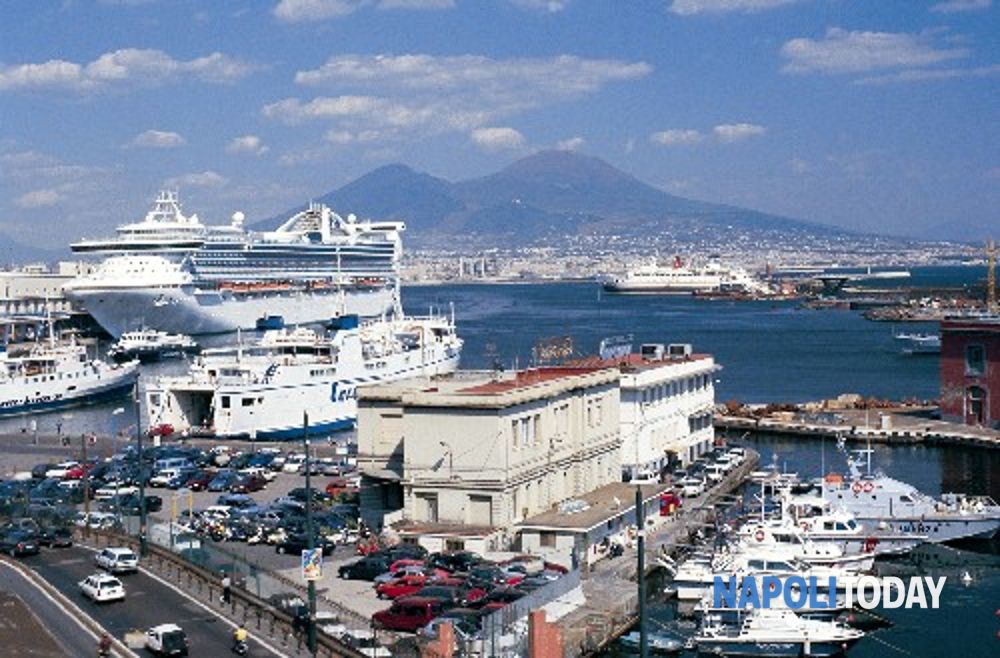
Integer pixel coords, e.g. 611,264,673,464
80,528,367,658
475,568,582,658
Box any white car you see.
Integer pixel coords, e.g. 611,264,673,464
239,466,276,482
94,483,139,500
75,511,117,529
145,623,189,656
282,454,306,473
677,476,706,498
95,547,139,574
45,461,80,479
79,573,125,602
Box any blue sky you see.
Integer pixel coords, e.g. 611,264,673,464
0,0,997,247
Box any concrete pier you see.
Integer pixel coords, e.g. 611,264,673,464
715,408,1000,449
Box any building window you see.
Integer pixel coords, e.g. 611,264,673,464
967,386,986,424
533,414,542,446
966,345,985,375
540,532,556,548
417,493,438,523
445,539,465,552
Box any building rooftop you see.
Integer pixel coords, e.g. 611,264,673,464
941,315,1000,330
567,352,714,374
516,481,672,533
358,366,620,409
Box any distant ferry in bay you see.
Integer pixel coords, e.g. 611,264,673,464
601,256,768,295
145,312,462,440
893,331,941,355
64,191,404,338
0,339,138,416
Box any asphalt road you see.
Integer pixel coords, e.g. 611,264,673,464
23,546,284,657
0,561,98,657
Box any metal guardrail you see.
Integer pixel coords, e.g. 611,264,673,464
78,528,366,658
480,568,582,632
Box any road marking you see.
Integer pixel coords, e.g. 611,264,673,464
75,545,290,657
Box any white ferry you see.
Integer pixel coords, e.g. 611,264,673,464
145,313,462,440
108,329,200,363
65,191,404,337
0,339,139,416
602,256,767,295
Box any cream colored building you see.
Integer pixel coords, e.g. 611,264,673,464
357,366,622,550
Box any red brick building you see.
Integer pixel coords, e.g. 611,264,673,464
940,317,1000,428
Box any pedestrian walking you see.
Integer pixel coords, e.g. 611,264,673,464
221,571,232,604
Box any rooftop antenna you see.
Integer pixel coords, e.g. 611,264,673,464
987,238,997,314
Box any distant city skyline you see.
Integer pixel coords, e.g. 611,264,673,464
0,0,997,248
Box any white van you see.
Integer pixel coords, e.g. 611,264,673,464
154,457,193,472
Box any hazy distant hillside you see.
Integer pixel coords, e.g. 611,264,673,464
0,230,67,266
254,149,848,247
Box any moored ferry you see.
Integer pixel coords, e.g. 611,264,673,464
602,256,768,295
65,191,404,337
0,339,139,416
145,312,462,440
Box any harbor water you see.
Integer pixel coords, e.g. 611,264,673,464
1,266,996,656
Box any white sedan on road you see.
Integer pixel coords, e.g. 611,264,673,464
79,573,125,602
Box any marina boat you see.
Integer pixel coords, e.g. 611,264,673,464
65,191,405,337
667,550,859,601
892,331,940,355
693,607,864,657
602,256,768,295
783,495,927,556
145,313,462,440
108,329,199,363
733,520,876,571
619,629,683,653
794,446,1000,543
0,338,138,416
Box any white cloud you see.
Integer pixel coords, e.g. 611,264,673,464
225,135,269,156
270,54,649,144
378,0,455,9
713,123,766,142
164,171,228,188
273,0,362,22
668,0,800,15
930,0,991,13
470,127,526,151
650,129,703,146
324,129,381,144
0,48,255,92
857,63,1000,84
510,0,570,11
130,130,186,148
781,28,969,74
555,136,585,151
15,188,62,208
790,157,811,174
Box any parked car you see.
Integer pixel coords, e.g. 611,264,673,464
31,463,56,479
94,483,139,500
375,573,432,600
145,623,189,656
230,473,267,494
37,526,73,548
372,596,449,633
418,608,483,641
677,476,706,498
207,471,239,492
45,461,80,479
339,555,392,581
427,551,483,574
275,534,335,556
95,547,139,574
184,470,215,492
0,530,40,557
79,573,125,603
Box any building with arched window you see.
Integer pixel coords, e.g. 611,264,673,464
940,317,999,428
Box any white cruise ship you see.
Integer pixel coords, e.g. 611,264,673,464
145,313,462,440
601,256,767,295
0,339,139,416
64,191,404,337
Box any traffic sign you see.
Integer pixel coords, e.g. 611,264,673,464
301,548,322,581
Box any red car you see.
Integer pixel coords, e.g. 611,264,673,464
373,597,448,633
230,473,267,493
185,471,215,492
375,573,430,600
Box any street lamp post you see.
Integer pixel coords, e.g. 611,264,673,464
303,412,317,656
134,386,147,556
111,407,125,528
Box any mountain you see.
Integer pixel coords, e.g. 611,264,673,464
0,230,68,266
253,150,847,247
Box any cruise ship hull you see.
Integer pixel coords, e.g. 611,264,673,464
68,285,395,338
